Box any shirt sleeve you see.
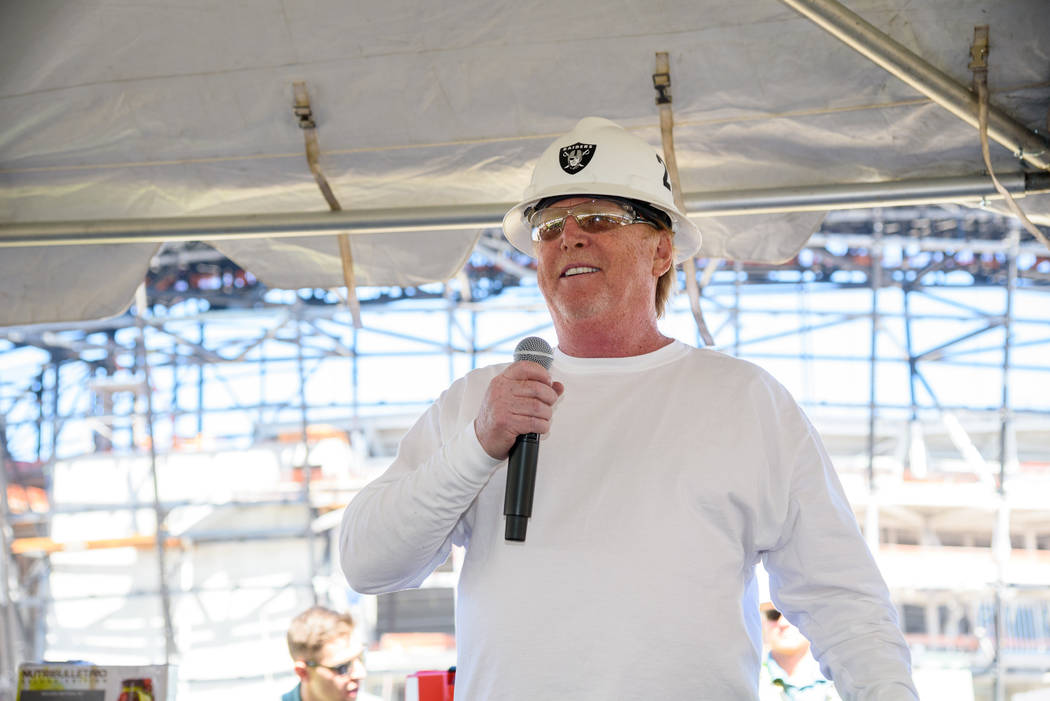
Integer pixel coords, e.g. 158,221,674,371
339,382,502,594
761,380,919,701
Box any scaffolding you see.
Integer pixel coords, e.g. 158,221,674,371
1,204,1049,699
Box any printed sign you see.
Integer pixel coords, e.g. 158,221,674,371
16,664,169,701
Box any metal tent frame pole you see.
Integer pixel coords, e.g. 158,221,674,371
0,174,1047,248
778,0,1050,171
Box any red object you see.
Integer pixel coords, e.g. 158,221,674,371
405,669,455,701
118,678,153,701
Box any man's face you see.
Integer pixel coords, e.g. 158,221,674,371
533,197,671,325
760,604,811,657
299,634,366,701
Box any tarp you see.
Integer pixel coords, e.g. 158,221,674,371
1,0,1047,325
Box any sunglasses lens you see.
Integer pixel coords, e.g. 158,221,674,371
576,212,633,233
531,215,564,241
765,610,782,622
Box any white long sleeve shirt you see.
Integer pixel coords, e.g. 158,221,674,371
340,341,918,700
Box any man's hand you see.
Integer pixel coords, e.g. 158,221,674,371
474,362,565,460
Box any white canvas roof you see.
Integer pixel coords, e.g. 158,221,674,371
1,0,1047,325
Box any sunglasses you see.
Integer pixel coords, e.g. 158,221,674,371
764,609,782,623
528,198,662,242
305,652,364,676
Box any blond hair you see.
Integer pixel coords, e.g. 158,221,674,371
656,265,675,318
287,606,355,662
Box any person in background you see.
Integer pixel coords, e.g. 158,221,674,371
760,600,842,701
283,606,367,701
341,116,918,699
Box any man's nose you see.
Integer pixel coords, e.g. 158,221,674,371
559,214,590,247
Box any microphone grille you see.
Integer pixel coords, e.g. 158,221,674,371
513,336,554,370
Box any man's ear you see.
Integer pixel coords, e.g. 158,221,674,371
294,661,309,682
652,231,674,277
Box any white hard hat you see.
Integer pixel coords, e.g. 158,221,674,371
502,117,702,264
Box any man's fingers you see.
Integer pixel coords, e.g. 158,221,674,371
513,379,560,406
510,397,555,423
498,362,560,406
504,359,554,382
475,363,564,460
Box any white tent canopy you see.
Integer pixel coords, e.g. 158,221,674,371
1,0,1047,325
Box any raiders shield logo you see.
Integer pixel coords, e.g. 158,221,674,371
559,142,596,174
656,154,671,191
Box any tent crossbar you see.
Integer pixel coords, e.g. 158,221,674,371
687,173,1046,216
2,174,1047,248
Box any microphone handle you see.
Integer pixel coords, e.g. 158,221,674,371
504,432,540,542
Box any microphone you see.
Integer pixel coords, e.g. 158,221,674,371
504,336,554,542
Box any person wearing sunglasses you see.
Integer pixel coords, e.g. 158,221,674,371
759,601,840,700
342,117,917,699
283,607,367,701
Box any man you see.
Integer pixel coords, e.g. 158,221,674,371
340,117,918,699
754,563,840,700
283,606,366,701
760,600,841,700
